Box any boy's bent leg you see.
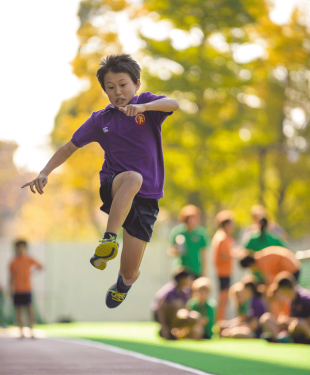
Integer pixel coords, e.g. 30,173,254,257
108,172,143,234
90,172,142,271
106,229,147,308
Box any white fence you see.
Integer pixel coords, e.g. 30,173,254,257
1,234,308,323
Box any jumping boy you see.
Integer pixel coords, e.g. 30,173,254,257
22,54,179,309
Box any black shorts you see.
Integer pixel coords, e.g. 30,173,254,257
219,277,230,290
13,293,32,306
99,173,159,242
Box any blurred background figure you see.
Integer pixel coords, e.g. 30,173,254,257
220,275,266,339
244,217,287,253
187,277,216,340
168,205,209,279
155,267,191,340
218,282,249,335
212,210,234,321
240,246,301,285
241,205,287,245
260,271,310,344
0,283,5,327
9,240,43,338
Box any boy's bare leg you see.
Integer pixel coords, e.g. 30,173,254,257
120,229,147,286
289,318,310,339
107,172,143,234
16,306,24,337
217,290,229,321
26,304,35,337
91,171,143,270
259,313,281,339
105,229,147,308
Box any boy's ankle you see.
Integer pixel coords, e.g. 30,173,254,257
103,232,117,240
117,274,131,293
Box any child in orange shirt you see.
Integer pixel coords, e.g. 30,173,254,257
9,240,42,338
239,246,301,285
212,211,234,321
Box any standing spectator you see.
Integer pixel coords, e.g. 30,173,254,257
212,210,234,321
239,246,301,285
9,240,43,338
0,283,5,327
187,277,216,339
244,218,287,252
168,205,209,278
260,272,310,344
241,205,287,245
221,276,266,338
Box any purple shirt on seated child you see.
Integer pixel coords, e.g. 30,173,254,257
71,92,173,199
291,286,310,318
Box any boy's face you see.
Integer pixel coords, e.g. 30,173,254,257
224,221,234,235
178,275,191,289
104,71,140,108
186,215,200,231
197,288,210,302
16,244,26,256
277,287,295,302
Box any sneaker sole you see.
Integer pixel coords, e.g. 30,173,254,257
91,242,118,271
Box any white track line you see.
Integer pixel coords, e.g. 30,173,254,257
50,337,214,375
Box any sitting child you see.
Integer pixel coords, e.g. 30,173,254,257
260,271,310,344
186,277,217,339
218,281,249,334
155,267,192,340
221,275,266,338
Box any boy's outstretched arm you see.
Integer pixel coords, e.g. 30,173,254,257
119,98,179,116
21,141,79,195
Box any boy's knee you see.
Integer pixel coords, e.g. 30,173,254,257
259,313,271,325
123,171,143,191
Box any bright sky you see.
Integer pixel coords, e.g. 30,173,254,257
0,0,302,172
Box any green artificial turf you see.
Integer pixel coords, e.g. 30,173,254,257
40,322,310,375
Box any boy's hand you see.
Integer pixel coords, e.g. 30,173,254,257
21,173,48,195
119,104,145,116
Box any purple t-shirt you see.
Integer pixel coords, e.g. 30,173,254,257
291,286,310,318
71,92,173,199
248,296,266,319
164,286,191,305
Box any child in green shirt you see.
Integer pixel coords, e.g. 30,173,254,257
187,277,216,339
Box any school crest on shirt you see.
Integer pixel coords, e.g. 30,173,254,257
135,113,145,125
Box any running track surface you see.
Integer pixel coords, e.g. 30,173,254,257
0,337,211,375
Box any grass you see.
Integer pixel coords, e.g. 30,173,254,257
40,322,310,375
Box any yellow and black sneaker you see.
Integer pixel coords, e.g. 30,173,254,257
106,274,131,308
90,234,119,271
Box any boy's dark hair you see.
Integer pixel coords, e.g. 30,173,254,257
220,219,232,228
172,266,190,283
14,239,27,250
274,271,296,290
96,54,141,92
244,280,262,298
259,217,268,242
240,255,255,268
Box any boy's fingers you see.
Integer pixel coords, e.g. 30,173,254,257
38,180,45,194
34,180,42,194
29,182,36,194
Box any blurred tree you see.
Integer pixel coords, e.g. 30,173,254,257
18,0,310,239
139,0,310,236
